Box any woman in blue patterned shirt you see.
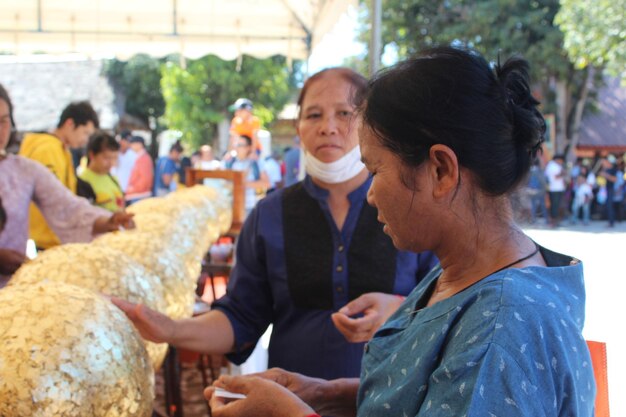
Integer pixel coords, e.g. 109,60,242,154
206,46,595,417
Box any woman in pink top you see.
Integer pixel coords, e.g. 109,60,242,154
0,84,134,286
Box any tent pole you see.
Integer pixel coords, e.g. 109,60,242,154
281,0,313,75
305,33,312,76
369,0,382,76
172,0,178,35
37,0,42,31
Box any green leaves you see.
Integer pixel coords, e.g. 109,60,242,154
377,0,570,79
105,54,297,149
357,0,607,152
160,55,295,149
556,0,626,79
104,54,167,125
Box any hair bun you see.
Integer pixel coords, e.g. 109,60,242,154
495,56,545,157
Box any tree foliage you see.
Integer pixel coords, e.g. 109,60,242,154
161,55,296,149
104,54,167,126
359,0,601,154
556,0,626,79
377,0,571,80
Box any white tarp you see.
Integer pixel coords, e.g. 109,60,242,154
0,0,356,60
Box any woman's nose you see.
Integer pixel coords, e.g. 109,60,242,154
319,115,338,135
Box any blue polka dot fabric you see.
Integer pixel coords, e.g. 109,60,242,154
358,246,595,417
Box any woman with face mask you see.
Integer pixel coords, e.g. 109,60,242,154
0,84,135,286
112,68,436,381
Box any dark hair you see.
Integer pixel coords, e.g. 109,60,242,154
170,141,184,153
297,67,367,120
87,131,120,155
129,135,145,146
358,46,545,196
118,129,132,140
0,83,17,147
0,195,6,233
58,101,100,129
238,135,253,147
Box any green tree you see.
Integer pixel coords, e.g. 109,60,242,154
341,54,369,76
556,0,626,79
104,54,166,127
361,0,599,155
161,55,296,149
555,0,626,155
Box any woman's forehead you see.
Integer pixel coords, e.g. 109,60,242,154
0,99,9,115
303,74,352,102
359,126,380,153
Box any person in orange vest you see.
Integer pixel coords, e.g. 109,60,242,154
229,98,262,157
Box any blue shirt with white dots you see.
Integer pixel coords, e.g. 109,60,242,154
358,246,595,417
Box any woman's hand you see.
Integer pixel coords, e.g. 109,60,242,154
92,211,135,234
206,375,314,417
109,297,175,344
331,292,404,342
252,368,359,417
109,211,136,230
255,368,326,407
0,248,26,275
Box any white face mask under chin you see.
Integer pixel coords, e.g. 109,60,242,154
304,145,366,184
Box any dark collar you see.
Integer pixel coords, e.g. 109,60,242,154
302,174,372,205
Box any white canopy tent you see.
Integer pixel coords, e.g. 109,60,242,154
0,0,356,62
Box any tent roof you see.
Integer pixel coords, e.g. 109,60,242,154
0,0,355,60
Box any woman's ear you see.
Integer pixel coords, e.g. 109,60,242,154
62,118,76,131
295,124,306,152
428,144,459,198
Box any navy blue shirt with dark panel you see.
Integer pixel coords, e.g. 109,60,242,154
212,175,438,380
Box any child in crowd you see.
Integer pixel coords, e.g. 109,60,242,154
569,174,593,225
77,132,124,212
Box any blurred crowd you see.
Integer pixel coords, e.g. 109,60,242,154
114,98,302,213
517,152,626,228
42,99,300,211
1,85,134,280
3,95,303,254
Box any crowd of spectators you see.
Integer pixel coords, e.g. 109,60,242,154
0,85,134,282
10,95,303,253
519,152,626,227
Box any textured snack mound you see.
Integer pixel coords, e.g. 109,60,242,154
93,231,195,319
11,243,169,370
0,282,154,416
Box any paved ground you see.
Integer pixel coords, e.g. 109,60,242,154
524,219,625,416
